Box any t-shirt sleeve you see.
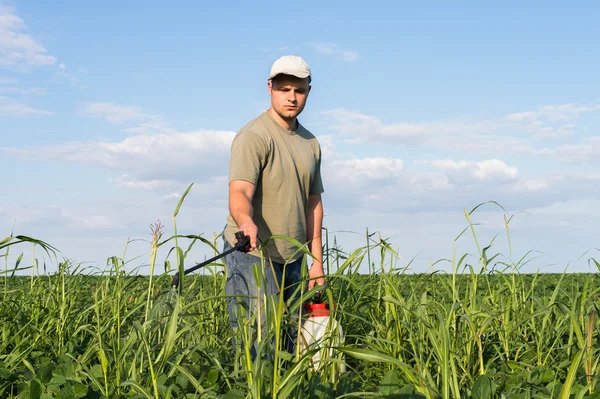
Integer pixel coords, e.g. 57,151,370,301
229,129,269,185
310,144,325,195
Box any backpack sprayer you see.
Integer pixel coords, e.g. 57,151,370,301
170,231,251,289
300,287,347,373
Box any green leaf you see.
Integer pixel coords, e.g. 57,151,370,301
157,299,180,371
40,394,53,399
206,368,219,386
338,347,419,384
120,380,153,399
17,384,29,399
222,389,245,399
379,369,402,396
173,183,193,218
471,374,492,399
57,356,74,377
36,362,53,383
14,253,24,269
58,383,76,399
0,366,12,380
276,357,309,398
91,365,103,380
313,381,333,399
165,363,205,395
29,379,43,399
73,383,88,398
560,349,584,399
47,384,61,395
0,236,12,246
175,373,189,390
539,369,555,384
156,374,168,386
50,375,67,386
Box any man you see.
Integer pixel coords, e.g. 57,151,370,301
222,55,326,359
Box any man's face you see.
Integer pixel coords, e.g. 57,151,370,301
268,74,311,121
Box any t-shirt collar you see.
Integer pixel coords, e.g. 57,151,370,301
265,111,300,135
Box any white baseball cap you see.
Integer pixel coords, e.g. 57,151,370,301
268,55,311,80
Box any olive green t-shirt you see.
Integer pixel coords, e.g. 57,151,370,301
224,111,324,264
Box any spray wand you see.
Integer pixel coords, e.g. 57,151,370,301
170,231,251,289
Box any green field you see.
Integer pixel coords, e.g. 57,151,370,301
1,199,599,398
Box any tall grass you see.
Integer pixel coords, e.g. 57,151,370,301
1,191,599,398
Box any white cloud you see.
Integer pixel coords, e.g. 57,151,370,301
307,42,358,61
79,102,175,134
2,130,236,187
504,104,598,122
0,6,56,67
0,76,17,83
0,96,52,116
504,104,599,139
79,102,148,124
315,134,335,158
320,108,433,144
516,199,600,228
123,118,176,135
115,174,181,191
67,214,114,230
55,62,88,88
68,77,86,88
517,177,549,192
547,136,600,165
318,140,600,216
9,205,117,231
333,157,403,180
320,107,530,152
0,86,46,95
419,159,518,185
320,104,600,155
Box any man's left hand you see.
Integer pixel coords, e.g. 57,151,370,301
308,262,326,291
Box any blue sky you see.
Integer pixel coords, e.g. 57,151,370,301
2,1,600,275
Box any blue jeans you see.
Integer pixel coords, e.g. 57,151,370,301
222,237,305,361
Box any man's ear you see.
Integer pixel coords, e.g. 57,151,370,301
267,80,273,95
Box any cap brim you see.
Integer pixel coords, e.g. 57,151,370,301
268,70,310,80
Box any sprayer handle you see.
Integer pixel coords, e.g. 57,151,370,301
234,231,251,252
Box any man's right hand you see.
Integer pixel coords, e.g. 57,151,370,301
239,222,258,250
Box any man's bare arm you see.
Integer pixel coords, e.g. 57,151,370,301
306,193,325,289
229,180,258,249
